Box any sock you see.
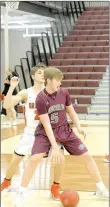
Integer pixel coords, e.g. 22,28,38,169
19,186,27,192
96,181,106,191
54,182,60,185
5,178,11,181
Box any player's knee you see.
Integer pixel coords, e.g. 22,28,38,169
30,153,44,162
81,152,92,162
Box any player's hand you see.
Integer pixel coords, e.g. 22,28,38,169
4,79,10,84
77,127,86,140
50,146,64,163
10,76,20,88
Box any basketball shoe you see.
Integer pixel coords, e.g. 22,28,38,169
1,178,11,191
51,183,61,200
95,187,109,199
14,191,25,207
104,154,109,163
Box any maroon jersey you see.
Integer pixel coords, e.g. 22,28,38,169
32,87,88,156
35,88,72,131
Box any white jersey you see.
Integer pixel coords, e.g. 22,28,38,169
23,87,40,135
15,87,63,156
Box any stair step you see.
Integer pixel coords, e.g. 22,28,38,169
92,100,109,104
100,83,109,86
95,90,109,95
89,106,109,113
89,105,108,108
85,114,109,120
89,109,109,113
102,76,109,79
99,79,108,82
96,88,108,92
93,94,109,98
95,92,109,95
98,86,109,89
63,72,104,74
93,96,109,99
73,29,109,31
100,81,108,84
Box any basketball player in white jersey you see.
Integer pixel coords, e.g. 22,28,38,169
1,64,65,200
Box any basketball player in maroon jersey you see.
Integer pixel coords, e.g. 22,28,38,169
14,67,108,207
1,65,65,198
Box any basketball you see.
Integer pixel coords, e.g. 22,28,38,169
60,189,80,207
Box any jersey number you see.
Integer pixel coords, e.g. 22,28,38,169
50,112,58,124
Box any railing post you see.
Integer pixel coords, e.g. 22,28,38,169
82,1,86,11
58,13,65,40
55,21,61,46
78,1,82,14
62,7,68,34
66,2,72,28
44,32,53,59
26,52,33,85
74,1,79,18
50,25,57,53
41,36,48,66
70,2,75,23
31,45,36,66
20,61,27,89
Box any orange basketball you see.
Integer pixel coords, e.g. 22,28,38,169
60,189,80,207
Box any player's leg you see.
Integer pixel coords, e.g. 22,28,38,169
14,153,45,207
1,133,34,191
51,146,65,200
5,108,12,124
21,153,45,187
1,153,24,191
53,147,65,183
104,153,109,163
64,131,109,199
78,152,108,198
14,135,51,207
19,134,53,188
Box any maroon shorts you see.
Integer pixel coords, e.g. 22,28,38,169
32,124,88,156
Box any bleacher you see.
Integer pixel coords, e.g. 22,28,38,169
48,6,109,114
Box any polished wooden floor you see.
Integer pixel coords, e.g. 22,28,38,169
1,191,109,207
1,118,109,206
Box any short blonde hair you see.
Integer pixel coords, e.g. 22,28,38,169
6,68,13,73
44,67,63,85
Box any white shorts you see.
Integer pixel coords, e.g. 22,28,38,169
14,133,35,156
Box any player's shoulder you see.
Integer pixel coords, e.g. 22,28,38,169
27,87,33,92
36,90,46,101
37,90,45,97
60,87,68,95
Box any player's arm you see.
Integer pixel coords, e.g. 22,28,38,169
3,77,27,109
66,104,80,130
65,89,86,139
